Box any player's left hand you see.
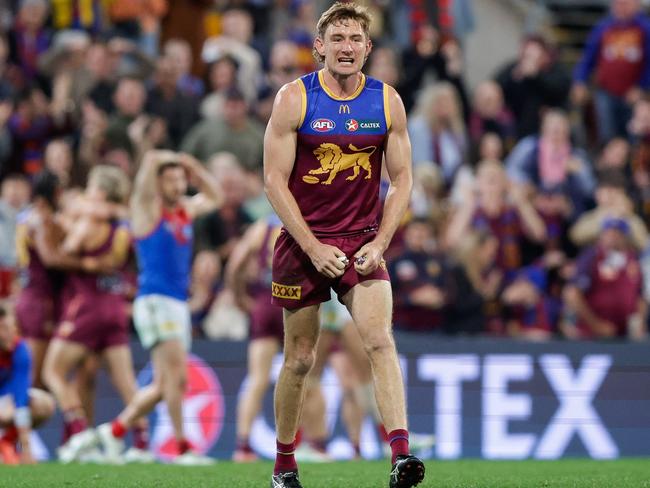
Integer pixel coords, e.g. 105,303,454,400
353,241,384,276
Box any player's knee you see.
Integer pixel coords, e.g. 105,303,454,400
285,351,315,377
33,392,56,421
363,333,394,357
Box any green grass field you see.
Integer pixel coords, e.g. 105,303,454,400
2,460,650,488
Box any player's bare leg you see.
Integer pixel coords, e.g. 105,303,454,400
25,339,48,389
299,328,334,460
273,304,320,479
234,337,280,461
329,350,364,458
343,280,425,487
76,355,99,425
103,345,152,463
42,339,97,462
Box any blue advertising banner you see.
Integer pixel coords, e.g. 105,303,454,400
34,335,650,460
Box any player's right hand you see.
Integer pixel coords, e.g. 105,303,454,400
307,243,347,278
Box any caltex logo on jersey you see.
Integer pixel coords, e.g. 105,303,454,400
311,118,336,132
345,119,359,132
139,354,225,461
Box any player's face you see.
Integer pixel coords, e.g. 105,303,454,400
317,19,371,76
159,166,187,206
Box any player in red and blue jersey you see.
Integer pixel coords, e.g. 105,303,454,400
0,303,55,464
264,3,424,487
97,150,221,465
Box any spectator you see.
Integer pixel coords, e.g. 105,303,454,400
366,46,400,88
597,137,631,172
446,159,546,277
501,265,556,341
201,8,262,104
570,169,649,251
628,96,650,221
181,87,264,171
200,54,239,121
564,217,646,340
446,230,501,335
164,38,204,98
496,35,570,139
104,77,148,157
388,218,450,333
8,86,71,176
8,0,51,87
43,139,74,188
506,109,596,217
255,40,305,124
572,0,650,143
107,0,168,56
399,24,468,115
0,174,30,297
145,56,199,149
408,82,468,187
468,80,515,151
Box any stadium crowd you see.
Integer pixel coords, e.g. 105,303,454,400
0,0,648,468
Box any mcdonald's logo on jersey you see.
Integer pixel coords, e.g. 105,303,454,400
339,104,351,114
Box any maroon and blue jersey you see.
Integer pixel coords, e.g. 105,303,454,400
135,207,193,301
290,70,391,236
0,338,31,409
572,246,642,337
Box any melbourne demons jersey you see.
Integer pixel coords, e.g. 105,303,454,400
135,206,193,301
290,70,391,236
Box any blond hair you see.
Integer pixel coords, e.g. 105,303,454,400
88,165,131,204
313,2,372,63
414,82,466,138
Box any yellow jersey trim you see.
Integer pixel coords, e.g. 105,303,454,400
318,70,366,101
297,79,307,129
383,84,392,130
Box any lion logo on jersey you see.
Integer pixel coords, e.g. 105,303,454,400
302,143,377,185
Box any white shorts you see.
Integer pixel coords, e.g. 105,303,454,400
320,291,353,333
133,294,192,351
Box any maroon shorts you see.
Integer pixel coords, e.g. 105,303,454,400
56,294,129,352
15,288,56,341
249,292,284,341
271,231,390,310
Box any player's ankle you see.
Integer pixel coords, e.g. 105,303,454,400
387,429,409,464
274,439,298,475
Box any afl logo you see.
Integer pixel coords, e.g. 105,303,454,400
139,354,225,460
311,118,336,132
345,119,359,132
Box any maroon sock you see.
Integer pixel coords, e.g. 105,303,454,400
274,439,297,475
236,437,252,453
352,441,361,458
1,425,17,444
310,439,328,454
133,426,149,450
63,408,87,437
378,424,389,442
388,429,409,464
61,422,71,445
177,438,191,454
111,420,127,439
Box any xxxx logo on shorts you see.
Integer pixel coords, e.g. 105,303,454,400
272,282,302,300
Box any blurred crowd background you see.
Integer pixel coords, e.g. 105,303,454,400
1,0,650,342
